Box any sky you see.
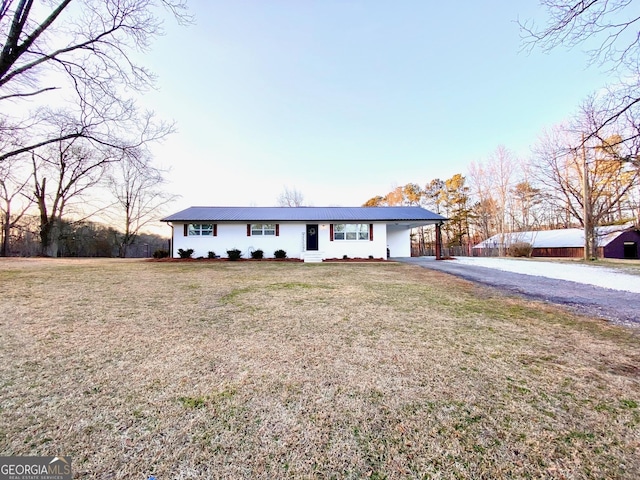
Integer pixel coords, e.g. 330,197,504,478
136,1,614,216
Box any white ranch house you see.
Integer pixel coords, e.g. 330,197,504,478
162,206,446,262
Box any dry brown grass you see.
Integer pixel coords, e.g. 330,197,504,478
0,258,639,479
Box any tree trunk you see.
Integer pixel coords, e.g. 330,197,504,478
591,226,599,260
40,219,60,257
1,205,9,256
1,218,8,256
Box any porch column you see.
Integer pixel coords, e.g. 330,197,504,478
435,223,442,260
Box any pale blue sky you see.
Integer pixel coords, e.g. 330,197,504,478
140,1,610,210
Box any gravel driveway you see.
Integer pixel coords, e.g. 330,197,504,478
396,257,640,328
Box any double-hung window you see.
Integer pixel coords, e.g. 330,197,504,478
187,224,215,236
250,224,276,236
333,224,370,241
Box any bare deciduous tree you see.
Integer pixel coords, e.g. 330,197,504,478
277,186,305,207
0,156,31,255
30,136,120,256
467,147,518,254
468,160,497,242
107,151,177,257
532,114,640,258
488,146,518,255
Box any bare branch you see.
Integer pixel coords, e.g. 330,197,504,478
0,0,72,83
0,85,57,100
521,1,640,141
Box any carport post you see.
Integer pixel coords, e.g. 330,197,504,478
435,223,442,260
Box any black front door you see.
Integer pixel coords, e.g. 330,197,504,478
306,224,318,251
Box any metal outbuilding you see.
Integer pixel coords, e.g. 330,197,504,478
473,225,640,259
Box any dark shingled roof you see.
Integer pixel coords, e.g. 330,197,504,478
161,206,446,223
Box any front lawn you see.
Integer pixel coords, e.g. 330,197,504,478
0,259,638,479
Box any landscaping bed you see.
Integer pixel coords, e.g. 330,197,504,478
147,257,303,262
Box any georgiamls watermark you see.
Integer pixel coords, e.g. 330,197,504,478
0,457,71,480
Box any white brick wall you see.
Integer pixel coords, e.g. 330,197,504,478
170,222,394,259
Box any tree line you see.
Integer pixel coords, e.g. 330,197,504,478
1,214,168,257
364,115,640,258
